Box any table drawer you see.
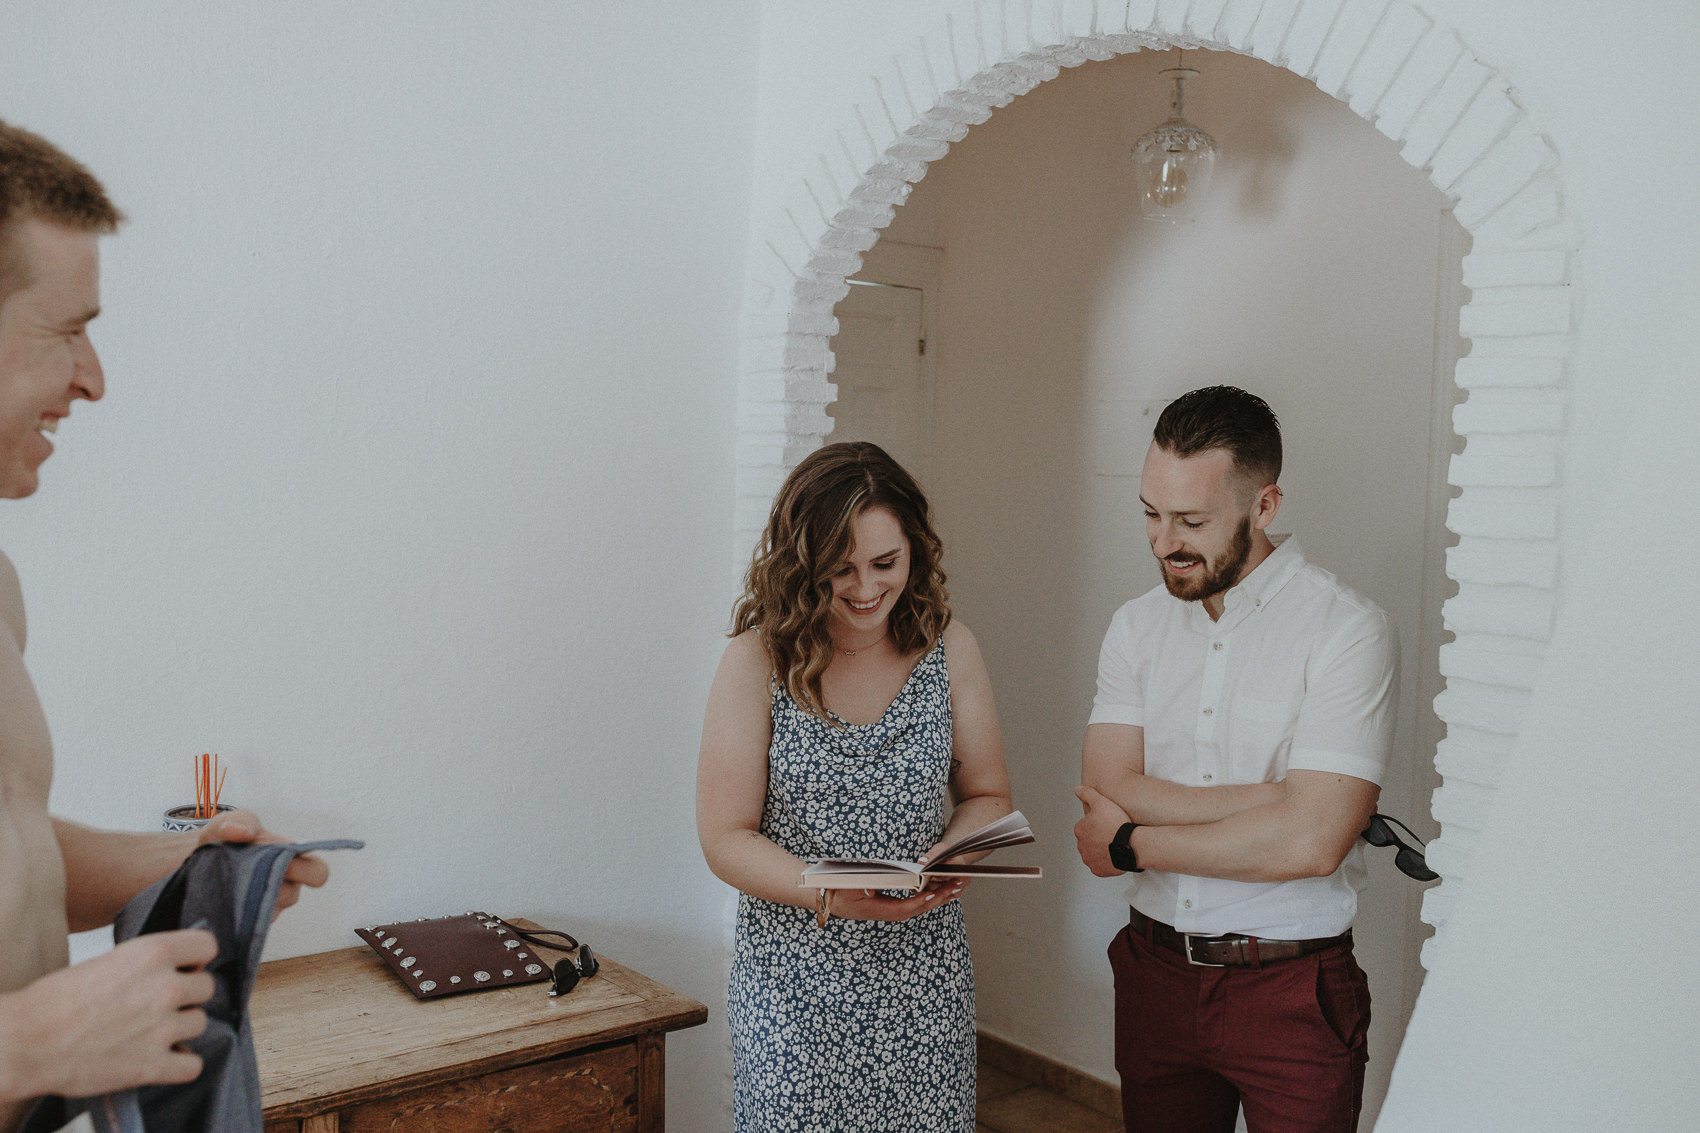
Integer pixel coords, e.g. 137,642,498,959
337,1042,639,1133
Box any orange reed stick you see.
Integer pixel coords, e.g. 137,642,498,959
193,753,229,820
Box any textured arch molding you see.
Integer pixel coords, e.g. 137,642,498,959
736,0,1576,961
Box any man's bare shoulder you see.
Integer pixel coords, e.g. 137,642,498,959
0,548,23,654
0,544,67,1015
0,543,53,806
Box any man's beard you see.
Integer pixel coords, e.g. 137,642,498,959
1158,516,1253,604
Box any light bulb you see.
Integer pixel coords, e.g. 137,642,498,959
1147,151,1188,209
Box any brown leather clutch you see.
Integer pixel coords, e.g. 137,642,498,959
355,912,566,999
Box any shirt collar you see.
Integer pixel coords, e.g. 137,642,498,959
1210,534,1305,630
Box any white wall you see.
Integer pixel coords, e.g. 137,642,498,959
1375,373,1700,1128
1413,0,1700,564
1374,3,1700,1124
0,3,756,1128
845,47,1455,1125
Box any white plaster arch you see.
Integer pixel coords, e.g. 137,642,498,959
737,0,1576,957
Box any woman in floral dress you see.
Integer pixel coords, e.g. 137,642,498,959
697,442,1016,1133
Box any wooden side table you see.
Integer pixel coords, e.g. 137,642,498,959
252,922,707,1132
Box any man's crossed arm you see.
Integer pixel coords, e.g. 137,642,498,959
1075,722,1377,883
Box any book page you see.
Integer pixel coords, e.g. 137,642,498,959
926,810,1035,863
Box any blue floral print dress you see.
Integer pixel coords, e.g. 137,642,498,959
729,639,976,1133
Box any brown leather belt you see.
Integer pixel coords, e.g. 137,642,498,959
1129,907,1350,967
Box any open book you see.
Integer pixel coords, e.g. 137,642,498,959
800,810,1043,892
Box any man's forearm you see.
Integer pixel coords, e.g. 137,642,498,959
53,820,196,932
1090,767,1284,827
1130,809,1326,882
0,991,42,1105
1129,771,1378,883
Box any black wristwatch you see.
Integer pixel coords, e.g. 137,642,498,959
1108,821,1143,873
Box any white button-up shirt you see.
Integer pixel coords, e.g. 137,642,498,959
1088,536,1398,939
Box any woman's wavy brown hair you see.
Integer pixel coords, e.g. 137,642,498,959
732,441,950,722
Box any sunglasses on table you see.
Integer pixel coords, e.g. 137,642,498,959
1361,813,1439,881
549,943,599,996
510,926,601,997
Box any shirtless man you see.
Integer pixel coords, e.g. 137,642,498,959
0,120,328,1130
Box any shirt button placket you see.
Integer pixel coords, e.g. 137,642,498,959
1198,636,1227,783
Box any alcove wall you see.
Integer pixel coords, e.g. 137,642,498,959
829,46,1460,1124
737,0,1579,1124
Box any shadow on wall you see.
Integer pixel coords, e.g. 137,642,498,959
1220,84,1298,221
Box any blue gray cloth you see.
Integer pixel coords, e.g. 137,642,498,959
21,838,361,1133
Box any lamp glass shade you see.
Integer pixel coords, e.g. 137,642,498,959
1132,69,1218,223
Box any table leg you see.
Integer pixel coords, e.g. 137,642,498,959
637,1032,666,1133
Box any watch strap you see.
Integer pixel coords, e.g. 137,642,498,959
1109,821,1143,873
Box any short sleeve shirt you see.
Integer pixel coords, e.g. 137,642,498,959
1088,536,1398,939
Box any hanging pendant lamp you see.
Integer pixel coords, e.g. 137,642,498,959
1132,58,1218,223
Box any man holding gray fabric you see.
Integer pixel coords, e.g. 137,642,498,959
0,120,331,1131
1074,386,1398,1133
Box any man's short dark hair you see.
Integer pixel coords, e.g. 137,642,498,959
1152,385,1282,487
0,119,123,298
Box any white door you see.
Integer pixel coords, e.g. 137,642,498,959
828,238,944,488
828,280,929,482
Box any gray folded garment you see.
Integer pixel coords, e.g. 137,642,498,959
22,837,361,1133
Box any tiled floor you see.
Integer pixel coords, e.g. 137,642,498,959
976,1057,1123,1133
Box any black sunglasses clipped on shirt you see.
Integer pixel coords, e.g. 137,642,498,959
1361,813,1439,882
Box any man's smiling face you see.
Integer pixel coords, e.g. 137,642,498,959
1140,444,1264,609
0,216,104,498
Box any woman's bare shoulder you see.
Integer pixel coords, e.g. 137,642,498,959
940,618,980,654
719,629,773,678
939,619,996,693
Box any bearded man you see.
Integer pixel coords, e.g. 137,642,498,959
1074,385,1398,1133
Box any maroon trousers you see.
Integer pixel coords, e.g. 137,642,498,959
1109,921,1371,1133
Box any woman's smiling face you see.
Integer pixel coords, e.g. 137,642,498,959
827,506,911,640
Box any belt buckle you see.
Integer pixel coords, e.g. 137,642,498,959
1183,934,1226,967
